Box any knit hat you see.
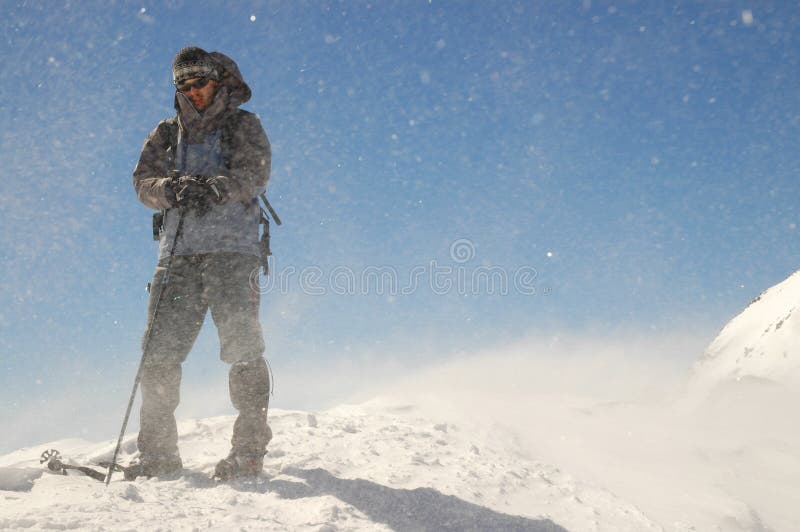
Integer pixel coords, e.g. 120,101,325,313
172,46,220,84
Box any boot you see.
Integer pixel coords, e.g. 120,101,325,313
123,453,183,480
213,449,266,481
217,357,272,480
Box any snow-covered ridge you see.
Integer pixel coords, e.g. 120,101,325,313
3,322,798,531
691,270,800,389
0,406,661,532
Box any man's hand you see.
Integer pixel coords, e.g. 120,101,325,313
156,177,179,208
174,175,214,215
204,176,230,204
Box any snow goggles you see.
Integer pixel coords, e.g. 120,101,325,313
175,77,213,92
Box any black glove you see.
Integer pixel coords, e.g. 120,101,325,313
204,176,230,204
174,176,214,215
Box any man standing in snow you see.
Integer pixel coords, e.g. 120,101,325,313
131,47,272,480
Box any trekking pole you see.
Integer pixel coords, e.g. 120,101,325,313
105,207,187,485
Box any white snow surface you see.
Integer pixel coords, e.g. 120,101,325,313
0,405,656,532
0,403,663,532
690,269,800,390
3,286,800,532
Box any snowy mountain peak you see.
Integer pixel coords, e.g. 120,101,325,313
691,270,800,389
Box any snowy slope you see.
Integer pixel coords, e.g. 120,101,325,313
3,322,799,532
369,348,797,532
690,270,800,391
0,406,661,532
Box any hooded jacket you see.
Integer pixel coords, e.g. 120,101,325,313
132,52,270,258
133,52,269,211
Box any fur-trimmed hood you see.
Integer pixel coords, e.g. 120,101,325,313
208,51,251,107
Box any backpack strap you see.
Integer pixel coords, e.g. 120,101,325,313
257,193,282,276
259,193,282,226
161,118,181,172
219,110,246,170
151,118,181,242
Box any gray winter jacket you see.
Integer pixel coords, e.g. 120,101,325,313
133,52,271,258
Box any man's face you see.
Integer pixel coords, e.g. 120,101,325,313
178,77,219,111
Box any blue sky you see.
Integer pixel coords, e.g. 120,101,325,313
2,1,800,450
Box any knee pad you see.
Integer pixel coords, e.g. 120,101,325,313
229,357,269,413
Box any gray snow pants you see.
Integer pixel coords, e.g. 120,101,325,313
138,252,271,461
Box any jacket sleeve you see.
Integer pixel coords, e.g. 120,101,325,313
132,120,177,210
219,112,271,202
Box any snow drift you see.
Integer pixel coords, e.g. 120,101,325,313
3,270,800,531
